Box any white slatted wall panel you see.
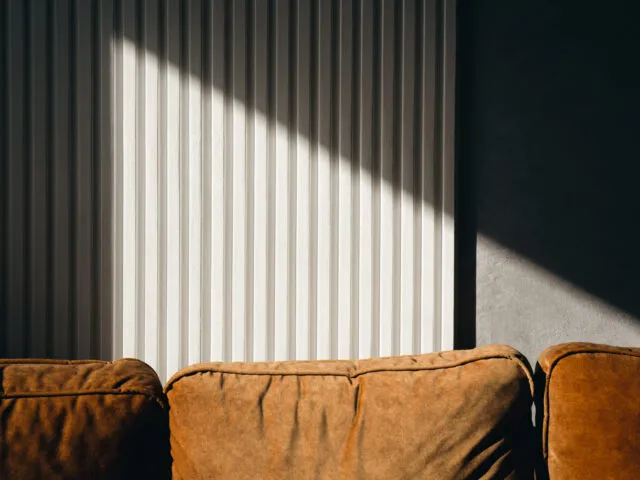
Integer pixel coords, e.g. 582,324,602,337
0,0,455,382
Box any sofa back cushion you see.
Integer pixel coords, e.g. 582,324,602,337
536,343,640,479
165,345,534,479
0,359,169,479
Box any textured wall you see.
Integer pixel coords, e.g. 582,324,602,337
0,0,455,381
457,0,640,363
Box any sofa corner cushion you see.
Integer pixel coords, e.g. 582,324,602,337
0,358,169,479
536,342,640,479
165,345,534,479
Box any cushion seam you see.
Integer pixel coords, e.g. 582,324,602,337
0,360,108,366
165,353,534,395
0,390,167,409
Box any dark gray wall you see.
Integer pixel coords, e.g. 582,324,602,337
456,0,640,363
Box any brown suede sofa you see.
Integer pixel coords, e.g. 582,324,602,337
0,342,637,479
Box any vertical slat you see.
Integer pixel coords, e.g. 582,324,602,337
120,0,137,358
157,0,169,380
201,0,211,363
411,0,424,355
187,0,203,365
29,1,49,357
315,0,332,360
273,0,291,361
287,0,297,363
370,1,382,359
337,0,353,359
421,0,437,353
245,0,255,363
46,0,55,358
329,0,340,360
295,0,311,360
252,0,269,362
0,0,6,355
399,0,416,355
357,0,374,359
52,0,71,359
135,1,146,362
178,0,188,369
223,0,234,361
74,0,95,359
112,0,123,360
143,0,160,371
265,0,277,362
378,0,396,357
164,0,182,373
6,0,27,358
231,0,247,361
308,0,318,361
98,0,114,360
440,0,456,351
208,0,226,362
157,0,168,376
391,0,403,357
349,0,361,360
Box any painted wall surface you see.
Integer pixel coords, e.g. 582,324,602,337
0,0,455,381
457,0,640,363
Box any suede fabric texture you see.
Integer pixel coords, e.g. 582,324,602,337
0,359,169,479
165,345,535,480
536,343,640,479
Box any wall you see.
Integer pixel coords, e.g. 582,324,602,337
0,0,455,381
457,0,640,363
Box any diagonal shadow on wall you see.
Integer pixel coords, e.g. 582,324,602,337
456,0,640,361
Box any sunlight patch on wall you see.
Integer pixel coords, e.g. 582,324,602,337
111,0,455,380
477,234,640,359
